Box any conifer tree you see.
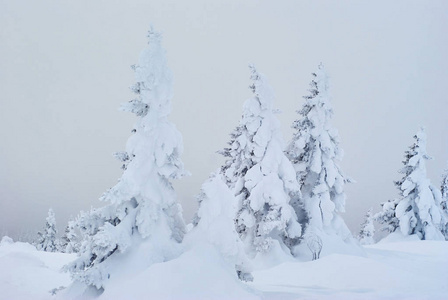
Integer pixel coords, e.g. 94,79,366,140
285,64,352,240
358,208,375,245
191,170,252,281
37,208,58,252
375,198,400,233
379,128,444,240
66,28,187,289
220,65,302,255
439,165,448,239
60,219,80,253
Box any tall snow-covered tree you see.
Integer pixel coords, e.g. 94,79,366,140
358,208,375,245
37,208,58,252
386,128,444,240
439,165,448,239
285,64,352,240
220,65,302,255
66,28,188,290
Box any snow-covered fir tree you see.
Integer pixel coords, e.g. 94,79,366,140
66,28,187,290
375,198,400,233
358,208,375,245
191,170,252,281
382,128,444,240
439,165,448,239
285,63,352,240
60,218,80,253
220,65,302,256
36,208,58,252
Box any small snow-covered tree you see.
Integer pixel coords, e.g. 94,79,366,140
37,208,58,252
60,218,80,253
191,170,252,281
391,128,444,240
66,28,187,290
375,198,400,233
285,64,352,240
358,208,375,245
220,65,301,255
439,166,448,239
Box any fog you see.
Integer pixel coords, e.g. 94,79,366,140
1,0,447,239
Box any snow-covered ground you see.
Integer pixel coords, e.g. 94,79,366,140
1,236,446,300
0,237,75,300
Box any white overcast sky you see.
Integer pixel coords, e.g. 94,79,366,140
1,0,447,239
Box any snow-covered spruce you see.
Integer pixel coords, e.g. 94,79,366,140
285,64,352,240
375,198,400,233
358,208,375,245
59,218,80,253
36,208,58,252
439,164,448,239
65,28,187,290
220,65,301,256
379,128,444,240
190,170,253,281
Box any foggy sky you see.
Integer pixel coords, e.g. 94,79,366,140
1,0,447,240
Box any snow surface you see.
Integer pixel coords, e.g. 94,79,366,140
0,237,75,299
1,236,447,300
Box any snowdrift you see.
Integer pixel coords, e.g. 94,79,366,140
1,235,447,299
0,237,75,299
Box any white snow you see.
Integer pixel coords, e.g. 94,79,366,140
0,238,75,299
1,237,446,299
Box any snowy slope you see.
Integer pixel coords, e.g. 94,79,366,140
0,237,75,300
1,236,447,300
251,237,448,299
99,243,259,300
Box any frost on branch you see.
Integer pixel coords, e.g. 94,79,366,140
120,99,149,117
305,230,323,261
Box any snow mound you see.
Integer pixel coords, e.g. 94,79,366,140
99,243,259,300
0,240,75,300
1,235,14,245
377,230,421,244
293,230,365,260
